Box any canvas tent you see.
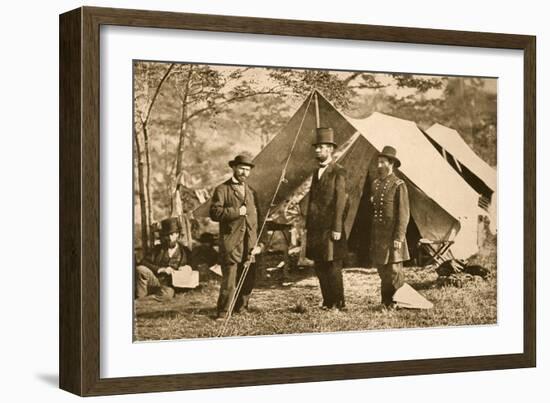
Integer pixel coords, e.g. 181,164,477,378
194,91,484,261
424,123,497,233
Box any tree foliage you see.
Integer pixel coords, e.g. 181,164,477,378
383,76,497,166
133,62,497,251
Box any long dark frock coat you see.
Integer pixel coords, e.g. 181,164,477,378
305,161,348,262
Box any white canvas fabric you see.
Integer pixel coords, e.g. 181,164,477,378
425,123,497,234
349,113,481,223
194,91,484,260
347,113,482,259
425,123,496,192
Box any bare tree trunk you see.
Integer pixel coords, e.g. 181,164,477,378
142,125,153,240
133,62,175,255
134,130,150,254
175,66,193,178
172,75,193,248
175,107,188,180
139,63,175,246
162,134,172,216
170,98,188,219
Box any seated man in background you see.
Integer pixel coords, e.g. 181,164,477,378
135,217,192,300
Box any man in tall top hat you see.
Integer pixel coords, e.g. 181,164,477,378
135,217,192,300
369,145,410,308
305,127,348,311
209,153,263,318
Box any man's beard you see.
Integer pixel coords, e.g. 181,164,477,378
377,167,390,177
163,239,177,248
235,174,248,183
316,154,328,163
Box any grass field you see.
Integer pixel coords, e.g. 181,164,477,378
134,236,496,341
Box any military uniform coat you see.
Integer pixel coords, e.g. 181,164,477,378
209,178,260,264
369,173,410,265
305,161,348,262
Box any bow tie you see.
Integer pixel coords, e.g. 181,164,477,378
319,162,329,168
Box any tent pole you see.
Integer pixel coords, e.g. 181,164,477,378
314,91,320,128
217,93,315,337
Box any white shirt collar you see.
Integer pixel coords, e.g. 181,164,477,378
319,156,333,167
168,244,178,257
317,158,332,179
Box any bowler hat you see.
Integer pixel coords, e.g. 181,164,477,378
228,153,255,168
160,217,181,236
312,127,337,148
378,145,401,168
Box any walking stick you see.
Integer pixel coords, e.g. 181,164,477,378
217,92,316,337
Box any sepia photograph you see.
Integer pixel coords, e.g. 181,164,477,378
132,60,497,341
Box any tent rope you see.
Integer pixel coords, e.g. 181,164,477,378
217,92,316,337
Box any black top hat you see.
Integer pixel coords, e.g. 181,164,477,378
378,145,401,168
228,153,255,168
160,217,181,236
312,127,338,148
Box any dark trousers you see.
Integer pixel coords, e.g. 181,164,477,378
217,261,256,315
376,262,405,306
314,260,345,308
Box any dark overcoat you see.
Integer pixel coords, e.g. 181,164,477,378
209,179,260,264
368,173,410,265
305,161,348,262
140,242,191,274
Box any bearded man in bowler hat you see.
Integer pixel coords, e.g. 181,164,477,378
369,146,410,308
135,217,192,300
305,127,348,311
210,153,263,319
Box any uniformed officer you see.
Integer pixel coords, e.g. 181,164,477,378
369,146,410,308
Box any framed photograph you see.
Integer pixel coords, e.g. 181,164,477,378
59,6,536,396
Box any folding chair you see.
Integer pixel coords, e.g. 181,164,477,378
416,238,454,267
264,221,293,251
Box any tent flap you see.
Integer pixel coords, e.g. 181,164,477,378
194,91,482,260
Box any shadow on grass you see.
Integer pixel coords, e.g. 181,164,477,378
177,307,218,317
136,310,182,320
409,279,438,291
137,307,219,319
343,268,378,275
255,267,317,289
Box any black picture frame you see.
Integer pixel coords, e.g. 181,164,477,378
59,6,536,396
